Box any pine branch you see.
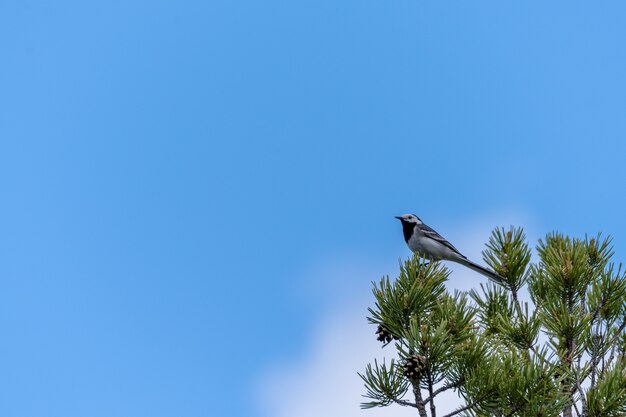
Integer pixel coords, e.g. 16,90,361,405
421,381,460,404
441,402,476,417
427,371,436,417
604,320,626,368
573,366,588,416
441,393,490,417
412,381,428,417
572,398,581,417
392,398,417,408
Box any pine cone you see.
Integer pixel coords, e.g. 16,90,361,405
376,325,393,344
403,354,426,380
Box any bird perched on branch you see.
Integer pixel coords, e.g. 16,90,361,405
395,214,500,280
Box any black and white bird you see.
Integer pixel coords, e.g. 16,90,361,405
395,214,500,280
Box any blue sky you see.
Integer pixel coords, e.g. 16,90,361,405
1,1,626,417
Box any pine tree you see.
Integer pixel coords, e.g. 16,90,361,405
360,227,626,417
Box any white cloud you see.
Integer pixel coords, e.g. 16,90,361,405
255,211,533,417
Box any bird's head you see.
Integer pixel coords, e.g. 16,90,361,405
395,214,422,224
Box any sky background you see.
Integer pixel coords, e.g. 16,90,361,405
1,1,626,417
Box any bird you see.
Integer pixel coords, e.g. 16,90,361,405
395,214,501,281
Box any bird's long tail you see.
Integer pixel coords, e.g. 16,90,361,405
456,258,503,281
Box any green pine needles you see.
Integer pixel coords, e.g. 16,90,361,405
360,227,626,417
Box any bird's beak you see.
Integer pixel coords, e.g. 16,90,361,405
395,216,402,220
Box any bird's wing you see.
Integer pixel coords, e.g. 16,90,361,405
418,223,466,258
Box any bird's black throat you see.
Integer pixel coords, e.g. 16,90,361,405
400,221,416,243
